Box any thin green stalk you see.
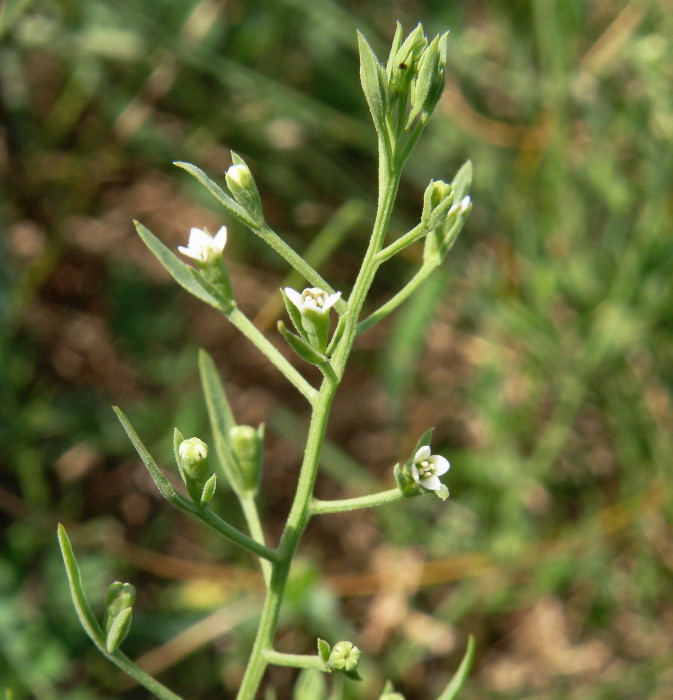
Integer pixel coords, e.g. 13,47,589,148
255,223,347,314
375,221,426,262
263,650,325,670
310,488,404,515
227,306,317,402
358,262,435,334
240,492,272,586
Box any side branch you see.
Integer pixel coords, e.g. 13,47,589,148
309,487,404,515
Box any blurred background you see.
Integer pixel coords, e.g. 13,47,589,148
1,0,672,698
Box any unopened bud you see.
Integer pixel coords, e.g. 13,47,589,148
104,581,136,652
225,155,264,225
230,424,264,491
179,437,210,481
328,641,361,672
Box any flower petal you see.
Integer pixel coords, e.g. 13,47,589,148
285,287,304,309
323,291,342,310
212,226,228,251
178,245,203,261
188,227,213,248
414,445,431,462
411,463,421,484
421,474,441,491
429,454,450,476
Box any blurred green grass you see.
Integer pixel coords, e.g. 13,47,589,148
1,0,672,698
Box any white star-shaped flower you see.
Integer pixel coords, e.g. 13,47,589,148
285,287,341,314
178,226,227,264
411,445,450,491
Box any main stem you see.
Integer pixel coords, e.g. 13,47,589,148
235,142,400,700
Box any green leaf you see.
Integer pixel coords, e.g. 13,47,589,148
134,221,231,312
113,406,179,503
278,321,328,366
281,287,308,339
451,160,473,201
385,22,404,75
317,638,331,663
408,35,440,126
174,161,252,226
200,473,218,507
436,636,476,700
57,524,105,645
198,349,246,495
357,31,387,130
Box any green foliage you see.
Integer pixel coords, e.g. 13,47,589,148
2,0,673,698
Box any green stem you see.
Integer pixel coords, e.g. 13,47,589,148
310,488,404,515
375,221,427,263
255,223,347,314
227,306,317,402
357,262,435,334
185,501,280,563
263,650,326,670
235,137,402,700
240,492,272,586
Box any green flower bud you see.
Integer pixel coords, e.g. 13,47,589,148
328,641,361,673
178,437,210,482
104,581,136,652
422,179,454,228
230,424,264,492
104,581,136,627
225,154,264,225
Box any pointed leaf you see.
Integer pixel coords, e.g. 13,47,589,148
200,473,218,507
385,22,404,75
357,31,386,129
174,161,252,225
317,638,331,663
134,221,230,312
278,321,327,366
57,524,104,645
198,349,246,494
451,160,473,201
113,407,178,503
436,636,476,700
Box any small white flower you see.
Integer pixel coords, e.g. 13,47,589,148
178,226,227,264
285,287,341,314
411,445,450,491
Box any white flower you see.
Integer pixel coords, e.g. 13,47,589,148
285,287,341,314
178,226,227,264
411,445,450,491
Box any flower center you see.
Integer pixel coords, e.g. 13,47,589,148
417,459,435,478
302,290,327,308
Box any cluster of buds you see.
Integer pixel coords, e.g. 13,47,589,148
359,23,450,139
103,581,136,653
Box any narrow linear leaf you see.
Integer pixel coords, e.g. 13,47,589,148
437,636,476,700
451,160,473,201
113,407,177,502
198,349,246,494
134,221,228,311
174,161,252,225
357,31,386,128
57,524,104,645
278,321,327,366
